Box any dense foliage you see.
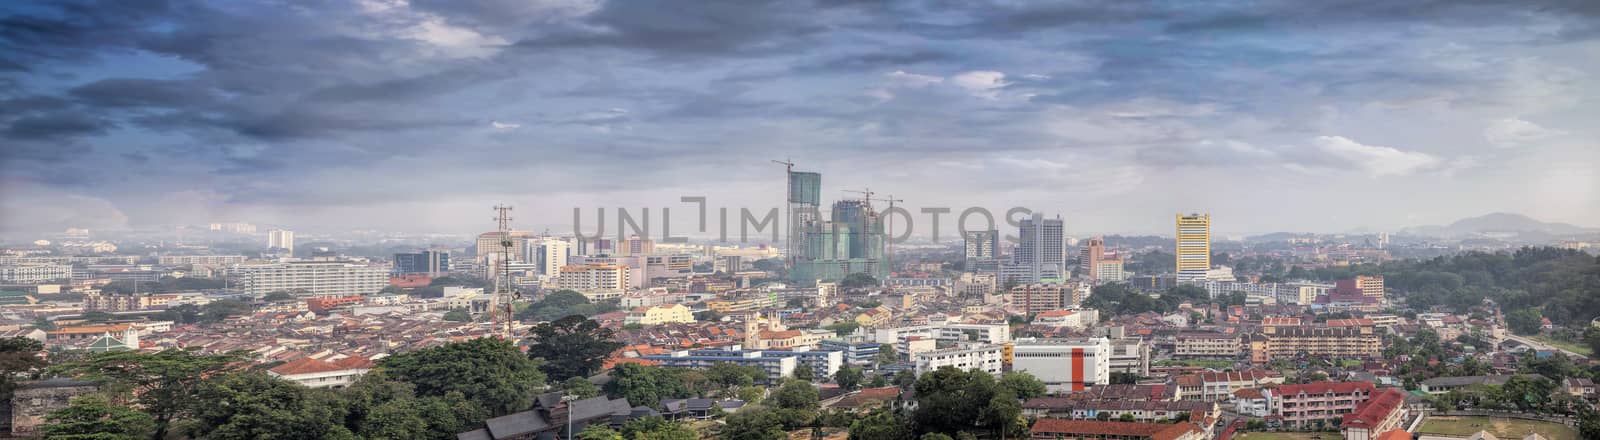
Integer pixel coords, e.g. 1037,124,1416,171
526,315,625,381
378,337,547,416
516,290,621,322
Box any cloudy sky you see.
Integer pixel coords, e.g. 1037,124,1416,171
2,0,1598,239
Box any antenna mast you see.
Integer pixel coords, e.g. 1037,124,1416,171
491,205,517,339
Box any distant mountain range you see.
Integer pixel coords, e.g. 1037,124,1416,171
1401,212,1598,238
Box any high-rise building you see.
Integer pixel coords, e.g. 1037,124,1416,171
554,264,630,300
964,230,998,268
525,237,571,277
788,173,889,285
477,231,535,262
267,229,295,254
1011,283,1067,315
229,261,389,297
1012,216,1065,283
1078,236,1105,281
394,250,450,277
787,171,822,265
1095,257,1126,283
1175,214,1211,282
618,235,654,256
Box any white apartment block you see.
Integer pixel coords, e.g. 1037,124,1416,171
158,255,248,266
0,264,73,283
874,322,1012,345
1011,338,1111,393
267,229,295,254
915,343,1005,376
554,264,630,300
229,261,389,297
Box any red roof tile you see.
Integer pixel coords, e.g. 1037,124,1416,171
1030,419,1202,440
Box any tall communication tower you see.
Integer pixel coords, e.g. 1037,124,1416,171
491,205,518,338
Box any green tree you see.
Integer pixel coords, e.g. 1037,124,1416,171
606,363,690,409
876,344,898,366
527,315,624,381
0,336,45,395
919,434,953,440
794,362,815,381
765,379,819,429
443,307,472,322
840,273,879,290
32,316,56,331
849,407,913,440
998,372,1046,400
576,425,625,440
825,321,861,336
380,337,546,416
186,371,348,440
40,395,155,440
200,299,252,323
834,366,864,391
893,370,916,389
1506,308,1543,335
721,407,787,440
1119,413,1136,422
912,367,995,434
620,416,698,440
56,348,246,440
262,291,297,302
563,376,601,399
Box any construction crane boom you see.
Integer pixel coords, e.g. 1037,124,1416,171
772,159,795,268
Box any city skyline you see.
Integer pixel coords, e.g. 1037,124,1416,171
3,1,1599,237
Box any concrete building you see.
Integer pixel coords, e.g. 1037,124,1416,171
914,343,1004,375
554,264,630,300
641,345,799,382
157,255,248,266
1175,332,1241,358
1029,420,1206,440
0,264,72,283
624,304,694,325
964,229,999,268
1011,338,1111,392
1094,258,1126,283
1012,283,1068,315
1341,388,1407,440
229,261,389,297
393,250,450,277
764,347,844,379
819,339,881,366
266,229,295,254
1033,309,1096,330
874,322,1011,345
1251,319,1380,362
1175,214,1210,283
267,356,375,389
1273,381,1377,429
1012,216,1066,284
1108,339,1151,376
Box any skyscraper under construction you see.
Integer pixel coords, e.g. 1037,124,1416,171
784,169,889,285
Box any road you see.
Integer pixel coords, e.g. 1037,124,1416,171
1503,334,1588,359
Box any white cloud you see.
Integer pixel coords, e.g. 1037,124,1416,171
491,120,521,130
950,70,1009,99
1483,118,1564,148
1310,136,1441,177
885,70,943,88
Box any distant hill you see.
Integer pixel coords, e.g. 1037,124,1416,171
1401,212,1597,238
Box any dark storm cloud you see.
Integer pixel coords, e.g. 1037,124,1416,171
2,112,112,140
69,78,218,108
513,0,846,56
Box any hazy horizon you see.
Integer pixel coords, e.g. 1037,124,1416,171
3,1,1598,238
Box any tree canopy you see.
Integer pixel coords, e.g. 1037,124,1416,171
379,337,546,416
527,315,624,381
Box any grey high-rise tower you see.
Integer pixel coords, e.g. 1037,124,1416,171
1006,216,1064,283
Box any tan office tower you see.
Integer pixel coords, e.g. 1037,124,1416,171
1175,214,1211,282
1078,236,1105,281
